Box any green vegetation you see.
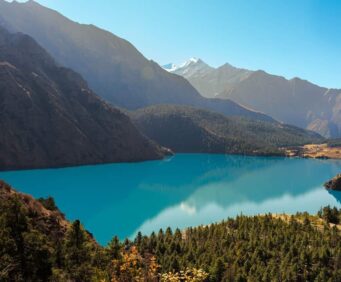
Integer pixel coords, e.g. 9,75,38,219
318,206,341,224
38,196,59,211
327,138,341,148
1,181,341,281
131,105,324,156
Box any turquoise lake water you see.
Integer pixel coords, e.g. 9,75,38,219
0,154,341,245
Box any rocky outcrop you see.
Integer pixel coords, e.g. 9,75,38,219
0,180,69,238
0,27,168,171
324,174,341,191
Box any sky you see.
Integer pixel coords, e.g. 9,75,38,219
11,0,341,88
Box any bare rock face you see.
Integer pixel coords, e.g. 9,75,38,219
324,174,341,191
0,27,167,171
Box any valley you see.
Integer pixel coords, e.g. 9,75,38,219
0,1,340,281
165,58,341,138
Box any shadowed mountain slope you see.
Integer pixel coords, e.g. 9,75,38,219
131,105,324,155
0,27,167,170
0,0,273,123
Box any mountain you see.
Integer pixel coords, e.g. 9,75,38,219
164,58,252,98
130,105,324,155
162,63,178,72
221,74,341,138
164,57,214,78
0,0,273,123
0,27,168,170
165,58,341,138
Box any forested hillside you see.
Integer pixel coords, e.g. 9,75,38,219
131,105,324,156
1,180,340,281
0,27,167,171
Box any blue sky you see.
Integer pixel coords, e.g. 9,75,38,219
14,0,341,88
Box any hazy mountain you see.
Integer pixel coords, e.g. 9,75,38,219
164,57,214,78
162,63,178,72
165,58,341,137
222,73,341,137
0,27,168,170
0,0,274,123
165,58,251,98
131,105,323,155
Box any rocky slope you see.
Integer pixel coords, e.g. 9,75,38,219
166,58,341,138
325,174,341,191
0,179,100,281
0,27,167,170
0,180,69,237
0,0,273,123
131,105,324,155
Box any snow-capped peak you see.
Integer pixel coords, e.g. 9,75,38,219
179,57,200,68
162,63,178,72
163,58,201,73
162,57,211,76
162,57,213,78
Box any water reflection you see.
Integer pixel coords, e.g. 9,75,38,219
0,154,340,244
328,190,341,204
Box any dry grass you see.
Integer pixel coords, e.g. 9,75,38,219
272,213,341,231
286,143,341,159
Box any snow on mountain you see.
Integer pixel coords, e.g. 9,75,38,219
162,63,178,72
163,57,213,78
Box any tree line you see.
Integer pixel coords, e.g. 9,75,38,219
1,183,340,281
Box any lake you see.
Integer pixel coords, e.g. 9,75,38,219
0,154,340,245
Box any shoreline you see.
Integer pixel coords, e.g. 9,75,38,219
1,148,341,172
285,143,341,160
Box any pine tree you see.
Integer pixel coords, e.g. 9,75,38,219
107,236,121,260
63,220,93,282
210,258,225,281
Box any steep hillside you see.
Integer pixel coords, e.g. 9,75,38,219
0,27,167,170
166,58,341,137
221,73,341,138
1,180,340,281
0,180,69,239
0,0,273,122
0,180,99,281
131,105,324,155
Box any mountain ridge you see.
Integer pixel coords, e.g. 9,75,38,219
0,0,274,123
165,57,341,137
0,26,168,170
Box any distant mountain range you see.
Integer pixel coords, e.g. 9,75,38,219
0,27,167,170
164,58,341,138
164,58,214,78
0,0,273,123
131,105,323,155
0,0,333,172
